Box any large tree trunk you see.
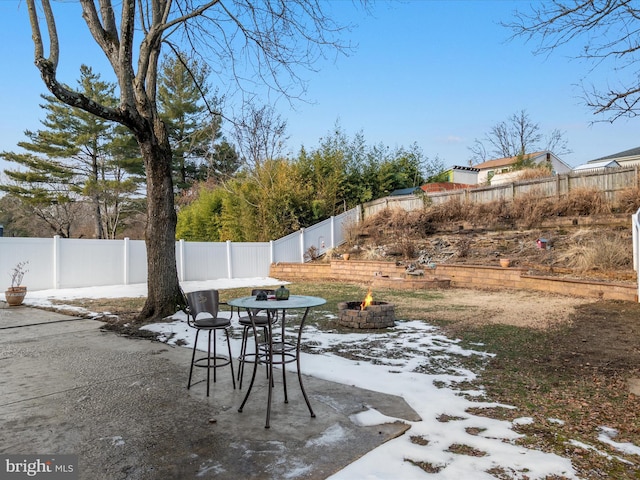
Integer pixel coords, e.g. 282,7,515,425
137,132,181,321
91,153,105,239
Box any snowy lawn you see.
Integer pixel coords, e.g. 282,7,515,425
24,278,639,479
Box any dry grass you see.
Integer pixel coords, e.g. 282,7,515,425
464,199,509,226
510,190,555,227
555,187,611,216
515,167,554,181
562,231,632,272
362,187,622,234
425,198,468,223
348,190,636,280
615,186,640,213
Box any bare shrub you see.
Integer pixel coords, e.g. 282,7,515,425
554,188,610,216
456,236,472,258
304,245,320,262
360,208,397,243
563,232,632,272
342,215,361,246
511,191,555,227
515,167,553,181
615,187,640,213
426,197,468,223
361,245,383,260
467,199,512,226
405,210,437,236
397,238,416,258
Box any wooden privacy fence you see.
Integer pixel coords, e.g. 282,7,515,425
363,166,640,217
632,207,640,303
0,207,360,291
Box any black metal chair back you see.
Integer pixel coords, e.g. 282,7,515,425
186,289,221,325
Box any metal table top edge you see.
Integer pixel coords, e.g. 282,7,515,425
227,295,326,310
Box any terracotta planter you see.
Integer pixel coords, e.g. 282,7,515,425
5,286,27,306
499,259,511,268
342,253,350,260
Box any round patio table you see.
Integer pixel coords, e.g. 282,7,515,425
227,295,326,428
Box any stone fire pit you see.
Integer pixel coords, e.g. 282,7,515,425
337,301,396,329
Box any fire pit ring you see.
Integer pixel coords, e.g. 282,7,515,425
337,301,395,329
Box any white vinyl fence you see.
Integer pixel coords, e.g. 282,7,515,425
632,207,640,303
0,207,361,292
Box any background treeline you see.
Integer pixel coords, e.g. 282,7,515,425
0,55,443,241
176,131,443,241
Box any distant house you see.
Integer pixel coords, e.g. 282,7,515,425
473,151,571,185
388,186,423,196
441,165,479,185
573,159,621,173
582,146,640,168
421,182,473,193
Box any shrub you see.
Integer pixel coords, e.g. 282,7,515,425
563,232,631,272
515,167,553,181
426,197,468,223
554,188,610,216
510,191,554,227
615,187,640,213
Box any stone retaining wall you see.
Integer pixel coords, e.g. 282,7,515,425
269,260,637,302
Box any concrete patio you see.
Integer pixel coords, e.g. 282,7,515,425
0,303,420,479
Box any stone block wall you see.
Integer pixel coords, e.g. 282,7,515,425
269,260,637,302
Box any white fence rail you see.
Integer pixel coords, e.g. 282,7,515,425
633,207,640,303
0,207,361,292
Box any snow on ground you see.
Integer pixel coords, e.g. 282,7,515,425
22,278,631,479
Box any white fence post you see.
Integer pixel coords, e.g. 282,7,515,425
178,239,186,282
123,237,130,285
330,216,336,249
633,212,638,272
633,210,640,303
299,228,305,263
226,240,233,279
53,235,60,289
270,240,274,264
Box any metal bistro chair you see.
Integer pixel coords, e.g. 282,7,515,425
236,289,280,389
185,289,236,396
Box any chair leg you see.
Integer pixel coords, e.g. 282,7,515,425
207,330,212,397
212,329,217,385
225,328,236,390
189,327,235,397
187,329,201,390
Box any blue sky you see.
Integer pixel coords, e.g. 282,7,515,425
1,0,638,172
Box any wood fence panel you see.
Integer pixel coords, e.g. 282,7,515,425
364,166,639,217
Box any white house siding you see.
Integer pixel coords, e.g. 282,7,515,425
451,168,478,184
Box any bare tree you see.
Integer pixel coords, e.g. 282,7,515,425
469,110,570,163
25,0,355,320
233,104,289,168
506,1,640,122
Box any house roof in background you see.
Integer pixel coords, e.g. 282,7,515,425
421,182,473,192
473,151,549,170
589,146,640,163
447,165,480,172
388,187,423,196
573,160,621,171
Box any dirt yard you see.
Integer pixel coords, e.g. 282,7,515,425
420,287,640,381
